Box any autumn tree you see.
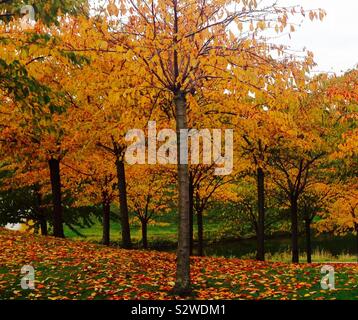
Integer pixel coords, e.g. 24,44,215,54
62,148,118,246
189,164,234,256
0,15,93,237
317,184,358,259
228,57,315,261
127,166,174,249
268,86,338,263
88,0,326,293
315,68,358,258
298,183,336,263
222,177,286,245
55,13,178,248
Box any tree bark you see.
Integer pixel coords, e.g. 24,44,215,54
356,231,358,262
256,167,265,261
40,216,48,236
102,200,110,246
305,218,312,263
189,176,194,256
173,91,191,295
197,209,204,256
48,158,64,238
290,197,299,263
141,220,148,249
116,159,132,248
355,223,358,262
35,187,48,236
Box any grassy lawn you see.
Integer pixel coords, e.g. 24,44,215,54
64,209,222,245
65,220,179,244
0,228,357,300
63,210,357,263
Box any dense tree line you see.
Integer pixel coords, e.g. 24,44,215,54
0,0,356,295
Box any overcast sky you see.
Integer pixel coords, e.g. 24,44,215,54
92,0,357,74
276,0,358,74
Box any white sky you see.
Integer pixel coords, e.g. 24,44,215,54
92,0,357,74
277,0,358,74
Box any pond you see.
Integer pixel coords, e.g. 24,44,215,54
200,234,357,259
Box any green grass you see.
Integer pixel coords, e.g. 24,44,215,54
64,220,179,244
65,208,225,243
63,213,357,263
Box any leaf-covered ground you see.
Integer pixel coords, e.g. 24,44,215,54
0,228,357,300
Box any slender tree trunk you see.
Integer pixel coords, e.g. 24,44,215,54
173,91,191,295
290,197,299,263
189,177,194,256
355,223,358,262
48,158,64,238
102,200,110,246
40,217,48,236
197,209,204,256
141,220,148,249
356,232,358,262
35,187,47,236
305,218,312,263
256,167,265,261
115,159,132,248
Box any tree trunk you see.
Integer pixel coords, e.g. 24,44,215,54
189,177,194,256
48,158,64,238
197,209,204,256
290,197,299,263
141,220,148,249
116,159,132,248
102,200,110,246
355,223,358,262
40,216,48,236
173,91,191,295
256,167,265,261
35,187,47,236
356,232,358,262
356,231,358,262
305,218,312,263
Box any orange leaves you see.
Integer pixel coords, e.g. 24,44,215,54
309,11,315,21
319,10,326,21
107,0,119,17
308,9,326,22
315,183,358,236
1,228,357,300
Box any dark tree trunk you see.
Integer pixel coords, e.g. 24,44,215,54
102,200,110,246
356,231,358,262
355,223,358,262
290,197,299,263
256,167,265,261
40,217,48,236
173,91,191,295
356,232,358,262
189,177,194,256
35,187,47,236
116,159,132,248
48,158,64,238
197,209,204,256
141,220,148,249
305,218,312,263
